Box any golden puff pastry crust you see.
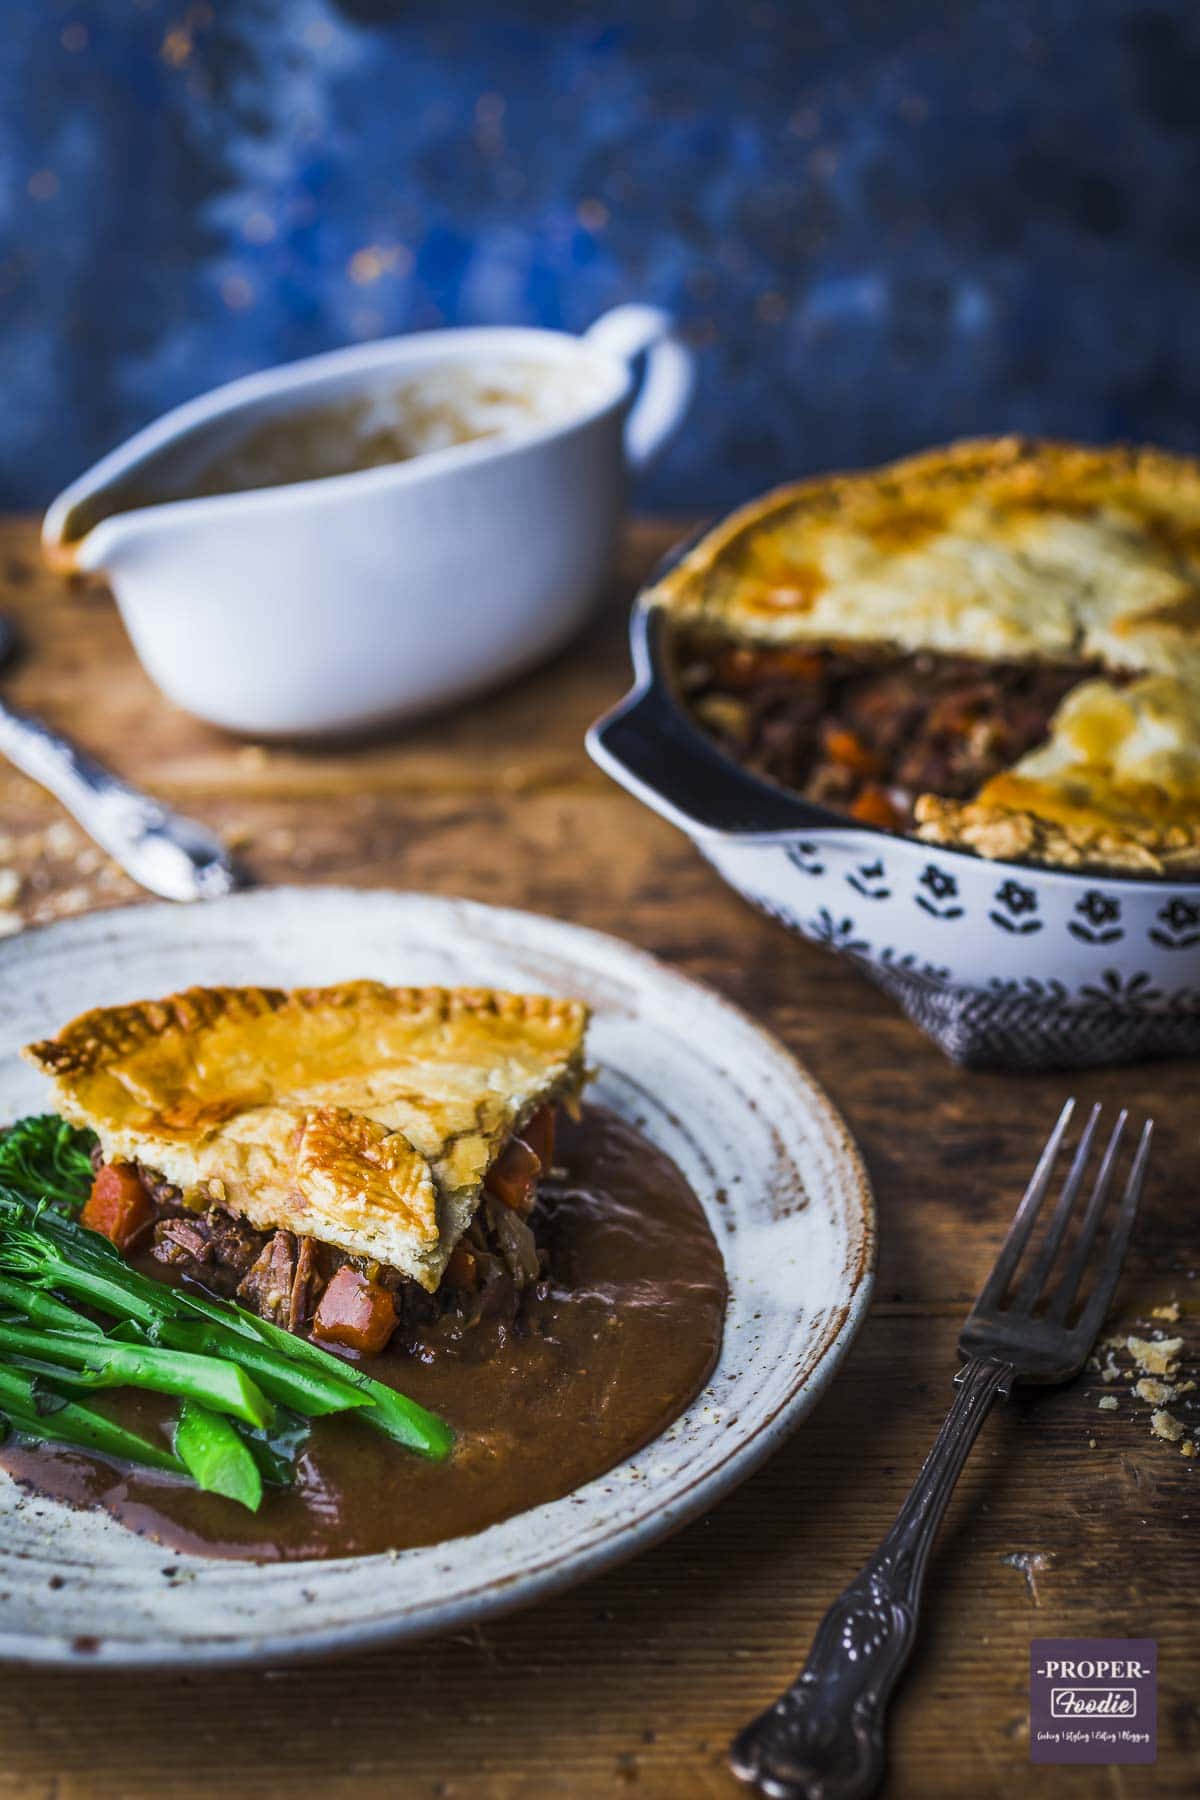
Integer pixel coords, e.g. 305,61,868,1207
653,437,1200,871
25,982,590,1290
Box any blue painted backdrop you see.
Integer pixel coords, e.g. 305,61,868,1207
3,0,1199,511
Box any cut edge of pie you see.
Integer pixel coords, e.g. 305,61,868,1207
651,436,1200,873
24,981,591,1293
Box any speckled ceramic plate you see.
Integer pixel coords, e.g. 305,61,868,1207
0,887,873,1667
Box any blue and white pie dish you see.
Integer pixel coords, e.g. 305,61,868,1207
589,602,1200,1070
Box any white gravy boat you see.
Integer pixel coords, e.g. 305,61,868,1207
43,305,694,737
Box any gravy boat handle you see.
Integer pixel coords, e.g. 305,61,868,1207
584,304,695,472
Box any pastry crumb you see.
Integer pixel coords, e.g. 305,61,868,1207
52,886,92,916
1150,1302,1181,1323
44,820,76,856
1150,1410,1185,1443
1181,1440,1197,1458
1126,1335,1184,1377
1097,1395,1118,1411
1134,1377,1176,1405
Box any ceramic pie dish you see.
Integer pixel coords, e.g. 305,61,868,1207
588,439,1200,1069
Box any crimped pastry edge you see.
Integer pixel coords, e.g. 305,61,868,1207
650,434,1200,629
25,980,589,1080
913,795,1200,876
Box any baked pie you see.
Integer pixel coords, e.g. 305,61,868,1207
655,437,1200,874
25,981,589,1351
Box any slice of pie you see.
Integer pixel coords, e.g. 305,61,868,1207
656,437,1200,873
25,982,590,1342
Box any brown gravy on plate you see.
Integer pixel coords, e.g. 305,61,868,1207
0,1109,726,1561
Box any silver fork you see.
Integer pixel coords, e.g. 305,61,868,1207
730,1099,1153,1800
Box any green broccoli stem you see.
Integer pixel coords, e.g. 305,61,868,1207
0,1272,103,1336
246,1313,454,1459
0,1322,273,1428
0,1210,453,1459
0,1365,183,1474
0,1246,164,1329
155,1317,371,1418
174,1400,263,1512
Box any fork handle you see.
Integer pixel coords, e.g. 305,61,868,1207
730,1355,1011,1800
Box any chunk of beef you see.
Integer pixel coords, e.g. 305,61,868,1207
136,1164,183,1209
290,1234,316,1332
130,1119,560,1353
233,1228,320,1332
148,1204,268,1298
237,1229,302,1329
151,1216,214,1272
203,1208,269,1288
486,1194,542,1286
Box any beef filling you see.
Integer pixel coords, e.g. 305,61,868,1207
236,1229,317,1331
677,634,1098,833
140,1187,550,1349
102,1109,561,1355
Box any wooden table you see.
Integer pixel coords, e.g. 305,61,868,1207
0,517,1195,1799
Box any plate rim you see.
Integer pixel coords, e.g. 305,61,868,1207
0,885,875,1667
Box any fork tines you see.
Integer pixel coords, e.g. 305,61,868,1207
966,1099,1153,1354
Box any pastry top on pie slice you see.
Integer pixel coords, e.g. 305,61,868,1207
24,981,590,1291
653,437,1200,872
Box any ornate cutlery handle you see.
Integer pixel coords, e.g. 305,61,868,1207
0,699,238,902
729,1356,1011,1800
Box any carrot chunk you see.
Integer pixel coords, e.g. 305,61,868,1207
714,645,825,689
850,784,902,831
484,1135,542,1213
81,1163,154,1251
443,1242,479,1293
311,1267,397,1354
822,726,884,776
517,1106,556,1172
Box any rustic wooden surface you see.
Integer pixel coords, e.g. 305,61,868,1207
0,516,1196,1799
